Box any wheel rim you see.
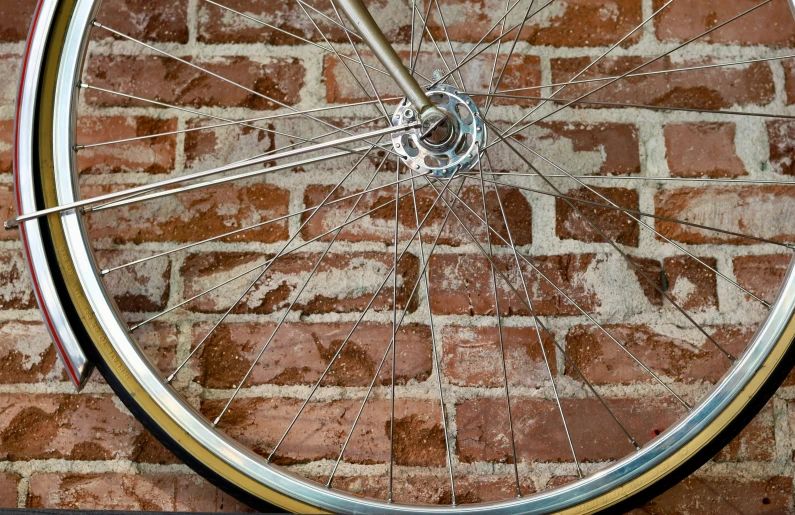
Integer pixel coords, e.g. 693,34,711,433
31,0,795,511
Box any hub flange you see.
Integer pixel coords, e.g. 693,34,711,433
391,84,487,178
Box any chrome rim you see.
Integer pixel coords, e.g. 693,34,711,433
29,0,795,511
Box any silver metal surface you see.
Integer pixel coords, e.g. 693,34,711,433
12,0,92,389
391,85,486,177
40,0,795,514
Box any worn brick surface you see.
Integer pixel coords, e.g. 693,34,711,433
4,0,795,510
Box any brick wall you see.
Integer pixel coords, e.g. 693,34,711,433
2,0,795,512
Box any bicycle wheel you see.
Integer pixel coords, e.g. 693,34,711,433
11,0,795,512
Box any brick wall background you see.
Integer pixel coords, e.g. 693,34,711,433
3,0,795,512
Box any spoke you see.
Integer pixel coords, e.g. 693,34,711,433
326,175,468,491
411,3,462,89
482,0,536,115
486,120,735,361
128,177,434,331
422,174,645,451
493,54,795,94
387,156,401,503
469,92,795,120
471,174,779,305
430,172,691,410
267,174,464,462
103,173,432,274
486,0,512,102
491,0,775,148
432,0,466,89
474,149,521,495
168,142,387,384
483,151,582,477
9,121,412,226
92,21,389,141
75,99,399,150
409,0,435,75
466,171,795,187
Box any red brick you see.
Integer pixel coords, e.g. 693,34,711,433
441,325,555,387
76,116,178,175
0,321,63,383
202,397,445,466
0,394,141,460
330,474,535,505
734,254,791,305
551,56,774,109
654,187,795,245
665,123,746,178
634,475,792,514
783,61,795,105
429,0,642,47
193,322,432,388
198,0,410,45
766,120,795,176
84,182,290,245
0,183,19,241
0,250,35,310
556,186,639,246
565,324,754,385
653,0,795,47
84,55,304,110
301,184,531,246
92,0,189,43
428,253,600,317
95,250,171,312
27,473,252,511
456,397,681,463
324,51,540,106
485,121,640,176
0,119,12,174
0,0,35,42
0,472,19,507
184,118,275,170
662,255,718,311
181,251,420,315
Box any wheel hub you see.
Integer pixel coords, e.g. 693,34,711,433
391,84,487,177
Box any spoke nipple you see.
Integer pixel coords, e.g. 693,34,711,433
4,219,19,230
92,20,103,28
728,354,737,363
387,493,394,504
78,82,88,89
632,440,642,451
165,372,175,384
212,416,221,427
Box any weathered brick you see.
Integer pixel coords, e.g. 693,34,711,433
0,394,140,461
0,321,63,383
76,116,178,175
734,254,791,305
428,253,600,317
441,325,555,387
301,184,531,246
715,402,774,462
94,250,171,312
665,123,745,178
429,0,642,47
84,182,290,245
181,251,420,315
457,397,681,463
631,475,792,514
766,120,795,176
85,55,304,110
565,324,753,385
202,397,445,466
0,250,35,310
551,56,774,109
653,0,795,47
93,0,189,43
0,0,35,42
27,473,252,511
0,119,12,174
198,0,410,45
184,117,276,171
193,322,432,388
0,56,20,110
0,183,18,241
0,472,19,508
324,51,540,106
555,186,639,246
654,187,795,245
